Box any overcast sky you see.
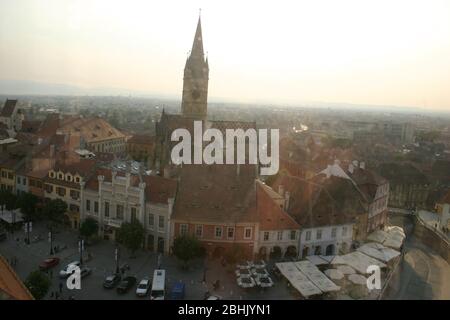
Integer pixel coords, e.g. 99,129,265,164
1,0,450,110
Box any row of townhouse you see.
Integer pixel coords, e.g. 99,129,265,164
81,168,177,253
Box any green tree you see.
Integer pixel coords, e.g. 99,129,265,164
24,270,51,300
0,190,18,210
42,198,67,229
116,220,145,257
16,192,39,221
172,234,204,269
79,217,99,239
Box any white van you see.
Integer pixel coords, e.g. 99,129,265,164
150,269,166,300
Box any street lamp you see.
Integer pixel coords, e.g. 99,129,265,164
49,229,54,255
78,237,84,264
115,247,120,274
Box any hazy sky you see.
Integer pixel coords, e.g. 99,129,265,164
1,0,450,110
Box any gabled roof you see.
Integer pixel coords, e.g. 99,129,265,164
257,181,300,231
272,174,363,228
0,99,18,117
0,254,34,300
172,164,258,224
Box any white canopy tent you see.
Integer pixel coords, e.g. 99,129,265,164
294,261,341,293
276,262,322,297
340,251,386,274
357,243,400,263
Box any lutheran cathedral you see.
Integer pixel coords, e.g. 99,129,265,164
155,16,256,172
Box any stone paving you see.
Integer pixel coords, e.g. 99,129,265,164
0,221,295,300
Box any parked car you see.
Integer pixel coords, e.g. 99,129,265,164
236,261,252,270
59,261,81,278
235,268,252,278
136,278,151,297
205,294,222,300
80,266,92,278
251,267,269,278
39,257,60,271
103,274,122,289
117,276,137,294
255,276,274,288
253,260,266,269
170,282,185,300
237,276,256,288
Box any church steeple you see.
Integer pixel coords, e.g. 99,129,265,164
181,13,209,119
191,16,204,59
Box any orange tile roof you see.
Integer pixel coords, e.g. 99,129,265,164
257,181,300,231
0,254,34,300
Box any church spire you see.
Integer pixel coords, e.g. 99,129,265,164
190,14,204,59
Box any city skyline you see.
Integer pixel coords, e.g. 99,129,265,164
1,0,450,111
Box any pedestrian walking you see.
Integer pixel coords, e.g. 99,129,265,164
59,282,63,294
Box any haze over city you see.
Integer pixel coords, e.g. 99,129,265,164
1,0,450,111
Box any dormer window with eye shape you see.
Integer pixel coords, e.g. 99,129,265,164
75,176,80,183
58,172,64,180
49,171,55,178
66,174,73,182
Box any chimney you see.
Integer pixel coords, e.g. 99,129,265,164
278,185,285,197
285,191,290,211
348,164,354,174
360,162,365,170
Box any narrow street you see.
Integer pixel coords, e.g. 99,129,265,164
386,214,450,300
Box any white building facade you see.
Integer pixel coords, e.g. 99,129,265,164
298,223,354,258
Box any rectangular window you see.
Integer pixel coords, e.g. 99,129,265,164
104,201,109,217
305,231,311,241
93,201,99,214
17,177,21,184
244,227,252,239
29,179,36,187
23,178,27,185
148,214,154,227
195,225,203,238
277,231,283,241
116,204,124,219
158,216,164,230
86,200,91,212
70,190,80,200
180,224,188,236
7,172,13,180
263,231,269,241
316,229,322,240
131,207,137,222
227,227,235,239
331,227,337,238
290,230,297,240
342,226,348,237
215,226,223,239
56,187,65,196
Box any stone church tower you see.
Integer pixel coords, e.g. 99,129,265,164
181,16,209,118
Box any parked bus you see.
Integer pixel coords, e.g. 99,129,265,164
150,269,165,300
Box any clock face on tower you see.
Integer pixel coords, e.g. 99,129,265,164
191,89,201,100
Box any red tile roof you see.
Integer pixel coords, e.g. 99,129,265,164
257,181,300,231
0,254,34,300
172,164,259,223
